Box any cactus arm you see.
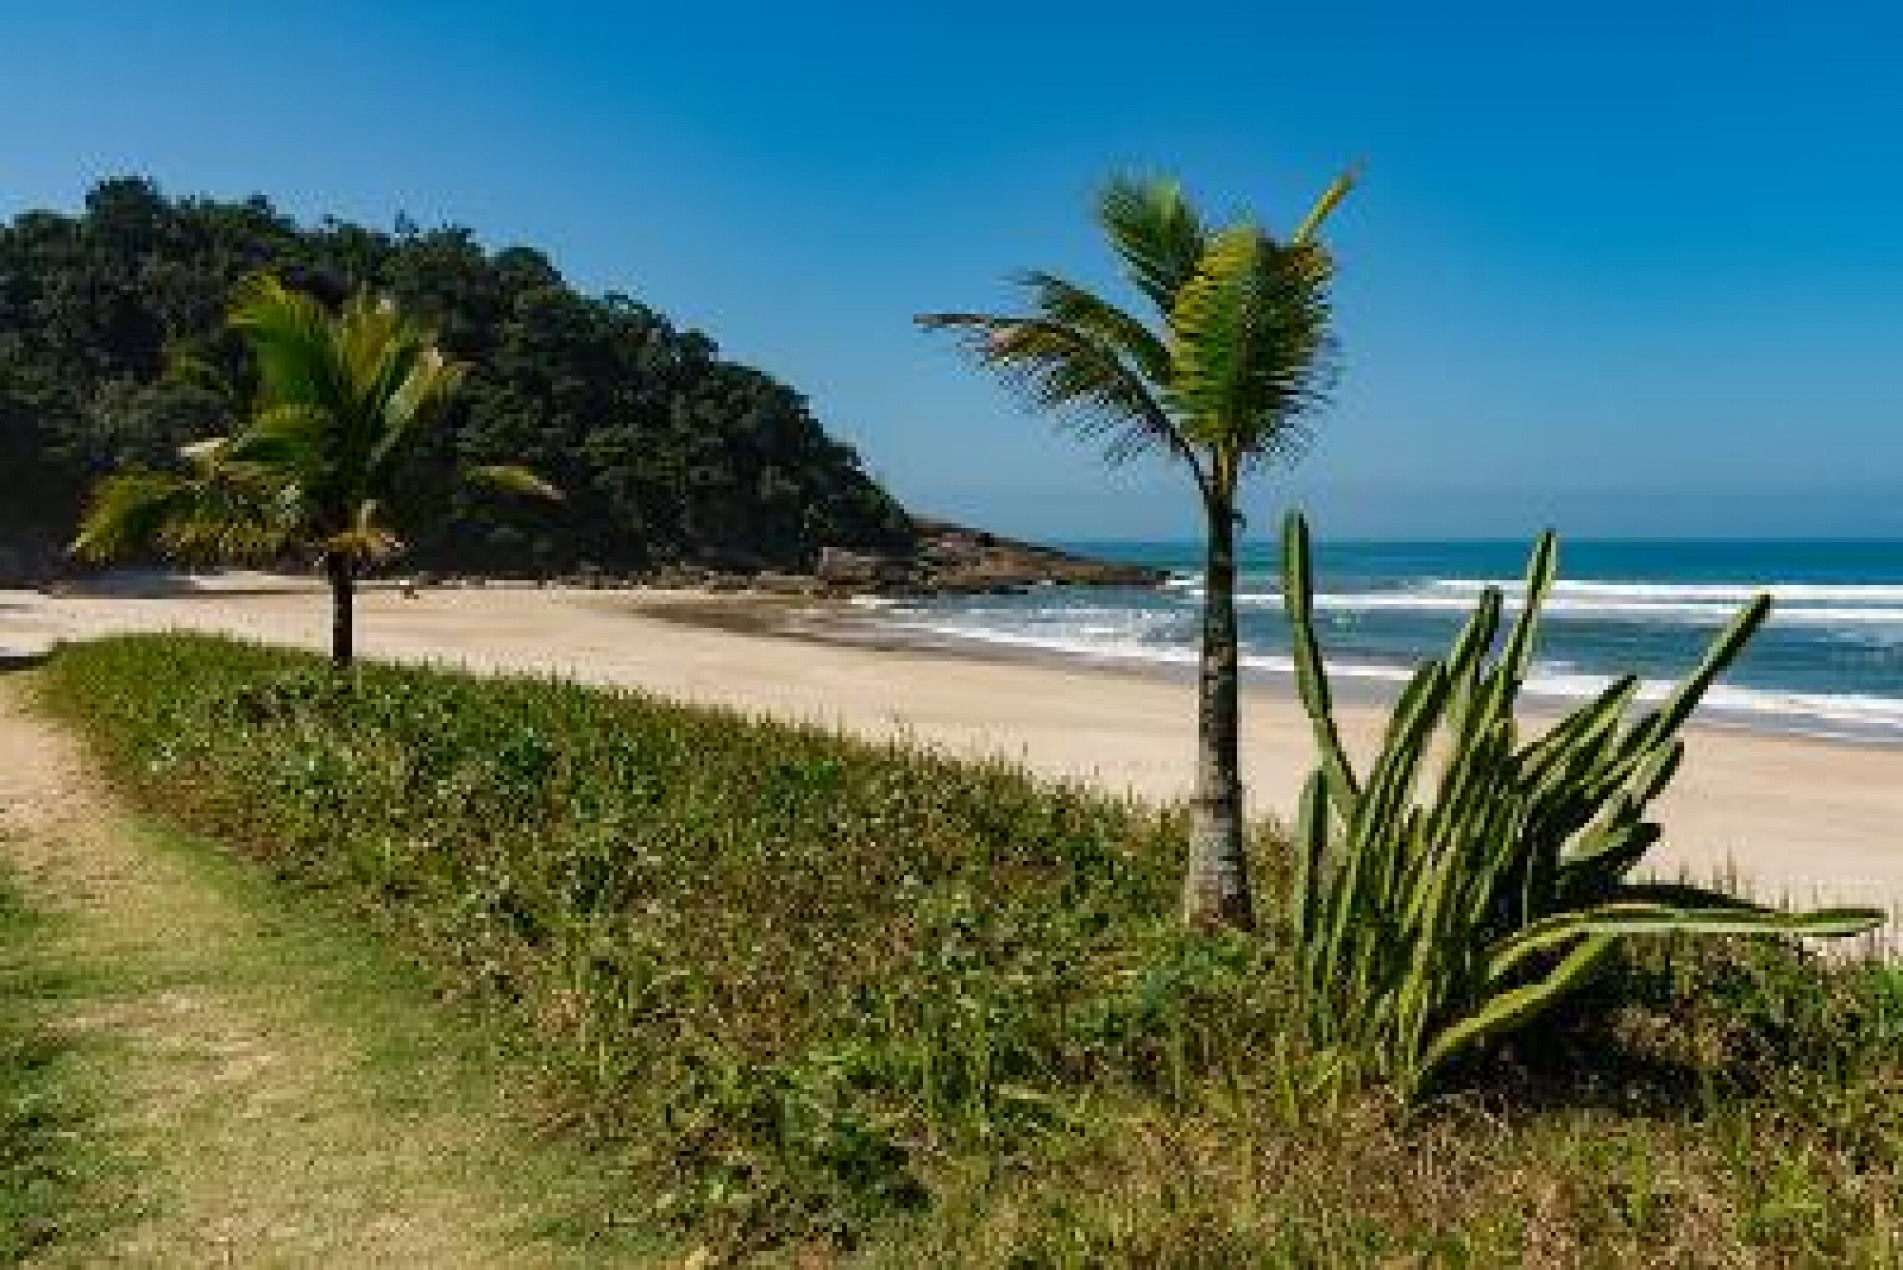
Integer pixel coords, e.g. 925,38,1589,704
1456,532,1557,757
1291,770,1330,951
1361,662,1452,911
1282,512,1361,813
1627,594,1772,751
1652,591,1771,736
1441,586,1503,740
1484,900,1884,988
1631,739,1685,805
1518,676,1639,792
1500,530,1558,685
1321,663,1449,1010
1614,880,1879,922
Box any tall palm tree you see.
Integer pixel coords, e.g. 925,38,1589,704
72,275,558,666
919,171,1353,930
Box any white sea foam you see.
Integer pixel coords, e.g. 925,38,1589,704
1229,591,1903,627
1522,671,1903,741
1150,576,1903,627
1429,578,1903,605
1176,575,1903,604
880,613,1416,683
873,609,1903,741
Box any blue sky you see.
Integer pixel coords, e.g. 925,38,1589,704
6,1,1902,539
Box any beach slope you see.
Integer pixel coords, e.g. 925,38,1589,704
4,574,1896,920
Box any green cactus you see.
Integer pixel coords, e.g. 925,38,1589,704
1280,512,1883,1100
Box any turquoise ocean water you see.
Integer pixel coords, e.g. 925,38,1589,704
865,539,1903,744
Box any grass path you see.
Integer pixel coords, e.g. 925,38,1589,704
0,670,657,1267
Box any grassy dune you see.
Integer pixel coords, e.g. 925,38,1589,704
37,634,1903,1264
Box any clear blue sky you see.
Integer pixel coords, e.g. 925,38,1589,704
6,1,1902,540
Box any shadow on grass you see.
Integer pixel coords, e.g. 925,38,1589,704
1431,1023,1713,1123
0,650,51,675
1428,936,1898,1126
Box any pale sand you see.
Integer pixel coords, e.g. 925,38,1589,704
4,572,1898,921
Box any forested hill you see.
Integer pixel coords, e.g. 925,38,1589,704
0,177,914,580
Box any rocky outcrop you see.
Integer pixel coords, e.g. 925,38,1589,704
908,519,1166,591
815,547,913,588
694,518,1171,598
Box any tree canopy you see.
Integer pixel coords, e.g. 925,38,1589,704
918,170,1352,929
0,177,913,577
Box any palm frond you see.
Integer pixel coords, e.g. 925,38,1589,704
464,463,564,501
916,311,1185,465
1098,176,1208,316
337,291,412,399
1018,270,1172,383
229,274,341,410
372,347,465,476
221,404,333,472
165,348,236,403
71,473,198,563
1167,227,1336,465
321,499,403,565
1291,165,1360,246
156,497,297,563
71,461,294,565
321,527,404,565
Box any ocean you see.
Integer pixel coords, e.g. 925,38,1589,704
862,538,1903,745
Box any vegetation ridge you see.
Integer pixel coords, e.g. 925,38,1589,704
0,177,913,584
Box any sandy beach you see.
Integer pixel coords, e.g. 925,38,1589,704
4,572,1898,920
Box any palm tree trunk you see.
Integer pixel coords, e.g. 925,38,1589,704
324,553,355,667
1182,503,1253,929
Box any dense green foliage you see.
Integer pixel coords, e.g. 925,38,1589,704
0,178,912,577
1281,513,1882,1099
40,634,1903,1263
0,874,90,1261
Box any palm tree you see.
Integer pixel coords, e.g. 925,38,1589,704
919,171,1353,930
72,275,558,666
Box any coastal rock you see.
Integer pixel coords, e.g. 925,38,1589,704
357,521,1163,601
906,518,1167,591
651,565,710,589
752,571,820,596
816,547,913,587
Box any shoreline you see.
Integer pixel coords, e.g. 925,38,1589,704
4,573,1899,921
644,591,1903,752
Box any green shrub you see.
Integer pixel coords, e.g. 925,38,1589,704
1279,511,1883,1100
